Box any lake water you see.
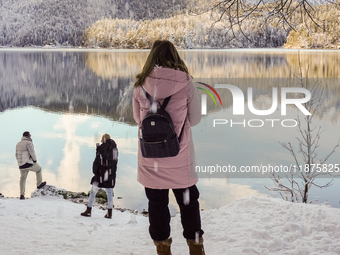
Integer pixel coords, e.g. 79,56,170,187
0,48,339,211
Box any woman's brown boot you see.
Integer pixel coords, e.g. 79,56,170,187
153,237,172,255
80,206,92,217
104,209,112,219
186,237,205,255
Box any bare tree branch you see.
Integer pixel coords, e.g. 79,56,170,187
267,51,339,203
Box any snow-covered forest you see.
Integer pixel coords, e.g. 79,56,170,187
285,3,340,49
0,0,189,47
83,1,340,49
0,0,339,48
83,14,286,49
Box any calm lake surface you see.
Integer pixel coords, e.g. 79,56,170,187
0,48,339,211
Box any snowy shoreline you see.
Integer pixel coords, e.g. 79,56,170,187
1,188,340,254
28,185,148,216
1,185,146,217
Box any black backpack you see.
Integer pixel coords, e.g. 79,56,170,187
140,88,186,158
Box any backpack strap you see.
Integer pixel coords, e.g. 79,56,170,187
141,86,153,103
141,87,171,110
178,116,187,142
160,96,171,110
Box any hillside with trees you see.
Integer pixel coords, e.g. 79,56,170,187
83,14,287,49
0,0,339,48
0,0,189,47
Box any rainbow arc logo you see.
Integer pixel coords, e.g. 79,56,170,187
196,82,222,115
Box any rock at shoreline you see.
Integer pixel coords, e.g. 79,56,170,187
29,184,148,216
31,185,69,199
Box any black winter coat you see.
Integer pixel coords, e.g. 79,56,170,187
90,139,118,188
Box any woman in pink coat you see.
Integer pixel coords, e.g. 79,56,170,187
133,40,205,255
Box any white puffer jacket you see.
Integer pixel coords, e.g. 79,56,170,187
15,137,37,167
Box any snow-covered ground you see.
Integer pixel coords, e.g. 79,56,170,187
1,192,340,255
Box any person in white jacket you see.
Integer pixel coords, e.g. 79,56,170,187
15,131,46,199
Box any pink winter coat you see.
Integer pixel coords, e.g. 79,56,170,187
133,67,201,189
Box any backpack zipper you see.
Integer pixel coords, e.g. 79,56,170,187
144,140,167,144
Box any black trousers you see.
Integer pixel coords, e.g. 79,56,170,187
145,184,204,241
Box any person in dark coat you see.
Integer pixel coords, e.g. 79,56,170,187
81,134,118,219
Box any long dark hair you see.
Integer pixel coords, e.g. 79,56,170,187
134,40,190,87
